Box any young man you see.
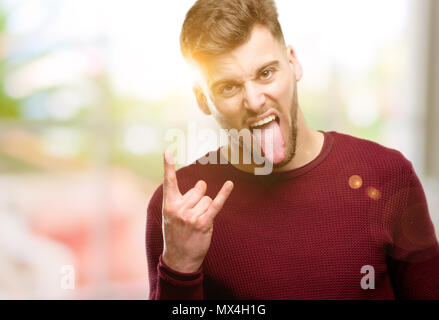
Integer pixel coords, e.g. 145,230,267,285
146,0,439,299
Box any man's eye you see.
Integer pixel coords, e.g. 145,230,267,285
221,84,237,95
260,69,273,80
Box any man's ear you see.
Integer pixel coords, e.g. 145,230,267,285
286,45,303,82
193,85,212,115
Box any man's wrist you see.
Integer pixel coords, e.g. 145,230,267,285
161,252,202,274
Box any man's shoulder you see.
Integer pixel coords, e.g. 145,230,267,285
330,131,413,172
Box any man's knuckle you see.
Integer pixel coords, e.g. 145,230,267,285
211,200,221,211
194,219,207,231
176,211,191,224
189,215,199,226
176,211,188,222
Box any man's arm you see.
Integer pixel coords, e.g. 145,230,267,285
387,161,439,299
387,245,439,299
146,151,233,300
146,186,205,300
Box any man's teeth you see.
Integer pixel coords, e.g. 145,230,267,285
250,115,276,128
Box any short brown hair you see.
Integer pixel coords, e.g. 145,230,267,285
180,0,285,63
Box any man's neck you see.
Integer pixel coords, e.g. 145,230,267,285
221,108,325,175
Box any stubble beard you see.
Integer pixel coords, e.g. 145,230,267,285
272,88,298,169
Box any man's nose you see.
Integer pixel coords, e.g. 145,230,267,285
243,82,266,113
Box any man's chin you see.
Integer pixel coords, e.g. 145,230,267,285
248,148,293,170
272,153,295,169
234,137,295,170
270,144,296,170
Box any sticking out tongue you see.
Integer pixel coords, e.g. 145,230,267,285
252,119,285,164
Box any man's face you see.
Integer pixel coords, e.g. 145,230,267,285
196,24,302,168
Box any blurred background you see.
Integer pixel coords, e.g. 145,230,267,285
0,0,438,299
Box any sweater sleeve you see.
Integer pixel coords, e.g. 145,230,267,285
146,186,205,300
386,162,439,299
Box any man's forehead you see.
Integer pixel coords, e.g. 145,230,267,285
202,55,274,83
197,25,284,85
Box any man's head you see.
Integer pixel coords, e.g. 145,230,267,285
180,0,302,168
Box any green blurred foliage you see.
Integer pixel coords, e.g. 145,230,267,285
0,8,20,119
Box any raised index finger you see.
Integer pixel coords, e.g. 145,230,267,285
163,150,180,200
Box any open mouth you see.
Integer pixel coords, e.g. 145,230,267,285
249,114,279,131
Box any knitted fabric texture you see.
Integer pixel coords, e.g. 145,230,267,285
146,131,439,299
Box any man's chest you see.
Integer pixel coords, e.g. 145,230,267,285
202,195,393,299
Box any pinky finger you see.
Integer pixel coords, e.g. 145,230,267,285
200,181,233,223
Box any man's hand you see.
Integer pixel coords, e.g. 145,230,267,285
161,150,234,273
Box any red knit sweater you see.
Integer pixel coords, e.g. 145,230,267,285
146,131,439,299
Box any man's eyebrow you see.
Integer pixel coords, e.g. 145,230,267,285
255,60,280,76
210,60,280,90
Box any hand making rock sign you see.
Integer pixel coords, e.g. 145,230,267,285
161,150,234,273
